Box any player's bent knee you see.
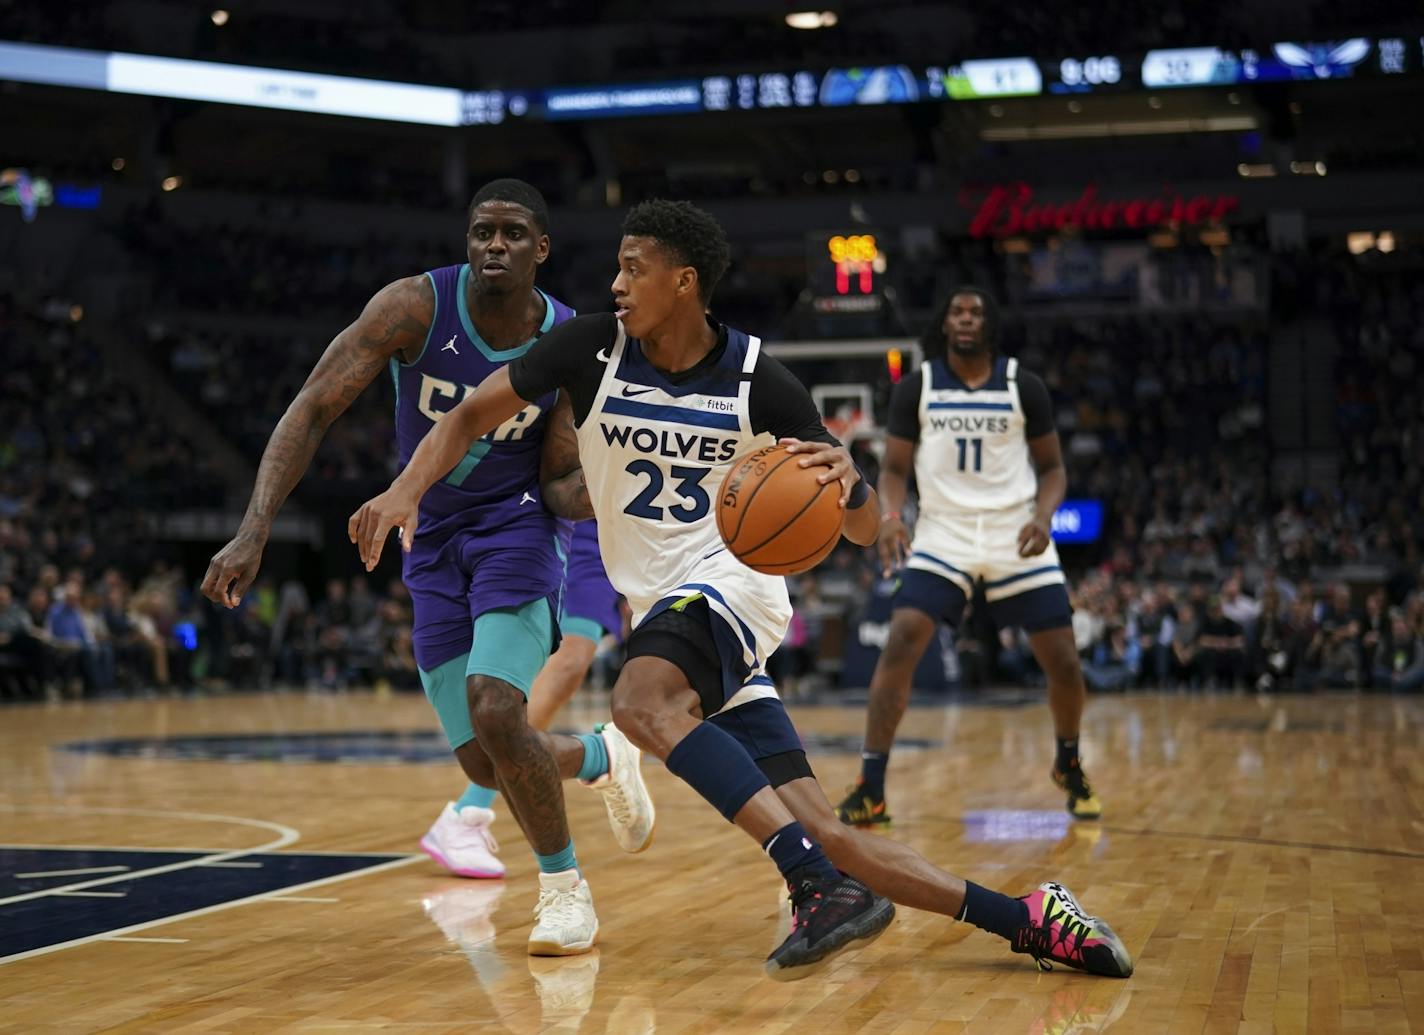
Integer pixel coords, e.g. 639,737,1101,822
453,740,497,787
466,676,527,754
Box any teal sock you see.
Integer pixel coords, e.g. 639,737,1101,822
535,840,578,874
575,732,609,782
455,783,497,811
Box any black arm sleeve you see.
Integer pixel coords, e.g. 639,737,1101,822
885,369,923,442
748,353,836,444
1018,369,1055,439
508,313,618,424
749,353,872,508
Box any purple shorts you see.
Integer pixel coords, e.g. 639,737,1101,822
404,521,565,671
562,522,622,643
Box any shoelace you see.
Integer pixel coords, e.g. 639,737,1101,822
534,886,585,930
1016,899,1092,971
786,881,826,933
452,820,498,854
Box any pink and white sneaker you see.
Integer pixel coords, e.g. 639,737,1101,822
1011,882,1133,977
420,802,505,879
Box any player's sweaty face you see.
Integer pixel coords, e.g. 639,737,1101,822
945,292,988,353
466,202,547,294
611,236,681,337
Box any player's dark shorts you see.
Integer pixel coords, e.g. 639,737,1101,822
894,566,1072,633
561,529,621,644
404,526,565,671
625,595,813,787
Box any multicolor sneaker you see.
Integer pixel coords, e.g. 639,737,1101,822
833,783,892,828
1011,882,1133,978
1051,761,1102,820
764,874,895,981
420,803,505,879
583,722,655,853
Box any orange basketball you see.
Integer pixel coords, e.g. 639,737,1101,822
716,444,846,575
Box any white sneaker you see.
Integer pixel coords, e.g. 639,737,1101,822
419,802,505,879
584,722,656,853
528,870,598,956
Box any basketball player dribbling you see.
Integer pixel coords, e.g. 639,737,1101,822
201,179,653,955
351,200,1132,981
835,286,1103,830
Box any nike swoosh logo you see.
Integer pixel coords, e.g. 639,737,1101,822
596,347,612,363
621,386,656,398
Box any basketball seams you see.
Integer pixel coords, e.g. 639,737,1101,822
722,448,799,546
745,521,843,574
731,480,837,558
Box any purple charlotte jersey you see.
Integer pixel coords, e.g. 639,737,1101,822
563,520,622,642
391,262,576,670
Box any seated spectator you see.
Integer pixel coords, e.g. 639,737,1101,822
1373,612,1424,693
1197,596,1247,689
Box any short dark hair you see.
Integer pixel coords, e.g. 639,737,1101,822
468,178,549,234
922,284,1001,358
622,200,730,304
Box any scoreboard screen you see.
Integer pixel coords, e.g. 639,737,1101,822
807,232,887,312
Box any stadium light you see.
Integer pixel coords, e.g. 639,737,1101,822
785,11,838,29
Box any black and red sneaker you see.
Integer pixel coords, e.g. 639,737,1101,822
763,874,895,981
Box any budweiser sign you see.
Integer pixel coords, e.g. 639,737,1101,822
964,182,1239,238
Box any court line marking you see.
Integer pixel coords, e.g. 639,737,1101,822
54,890,126,898
0,806,298,906
0,843,407,857
267,896,339,903
198,861,263,868
105,937,189,944
0,853,420,966
13,866,131,879
1101,825,1424,861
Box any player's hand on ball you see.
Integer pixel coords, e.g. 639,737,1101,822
201,528,266,608
1017,518,1051,557
349,485,421,571
779,438,858,507
878,515,910,576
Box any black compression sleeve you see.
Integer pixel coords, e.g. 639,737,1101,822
1017,369,1055,439
885,370,923,442
748,353,836,444
507,313,618,424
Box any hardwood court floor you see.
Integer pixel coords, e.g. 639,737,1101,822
2,689,1423,1034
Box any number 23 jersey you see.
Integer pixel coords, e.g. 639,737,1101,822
509,313,834,631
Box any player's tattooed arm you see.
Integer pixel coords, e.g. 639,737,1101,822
539,392,593,520
202,276,432,607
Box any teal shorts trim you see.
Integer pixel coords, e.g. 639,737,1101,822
419,599,555,751
560,615,607,645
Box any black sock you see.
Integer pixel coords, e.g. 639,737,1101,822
1055,737,1079,772
859,751,889,798
956,881,1030,942
762,822,838,883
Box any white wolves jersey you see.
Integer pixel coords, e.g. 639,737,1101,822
887,355,1054,516
509,313,837,707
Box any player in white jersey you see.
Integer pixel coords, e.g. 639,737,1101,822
835,286,1102,828
350,204,1132,981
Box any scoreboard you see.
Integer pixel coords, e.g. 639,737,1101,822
807,232,886,313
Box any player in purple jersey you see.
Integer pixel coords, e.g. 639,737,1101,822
201,179,653,956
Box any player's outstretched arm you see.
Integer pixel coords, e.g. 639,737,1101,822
539,391,593,520
201,276,433,607
348,365,528,570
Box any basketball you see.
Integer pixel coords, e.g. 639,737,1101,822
716,444,845,575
